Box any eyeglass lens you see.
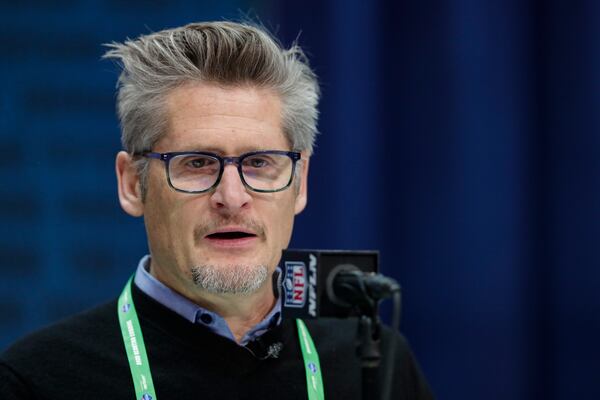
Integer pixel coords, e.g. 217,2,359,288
168,153,294,192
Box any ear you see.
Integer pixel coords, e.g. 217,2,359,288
294,155,309,215
116,151,144,217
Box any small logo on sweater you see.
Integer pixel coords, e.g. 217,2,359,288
122,303,131,313
308,362,318,374
284,261,307,308
267,342,283,358
141,394,152,400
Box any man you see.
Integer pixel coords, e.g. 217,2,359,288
0,21,433,399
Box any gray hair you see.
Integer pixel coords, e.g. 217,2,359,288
103,21,320,195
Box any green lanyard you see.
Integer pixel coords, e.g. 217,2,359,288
296,319,325,400
117,277,325,400
118,277,157,400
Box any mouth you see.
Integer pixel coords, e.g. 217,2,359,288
204,227,259,248
206,231,256,240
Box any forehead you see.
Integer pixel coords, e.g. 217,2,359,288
160,83,288,153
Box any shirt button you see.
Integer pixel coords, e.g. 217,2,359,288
199,313,213,324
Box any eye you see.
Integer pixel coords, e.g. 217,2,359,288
248,157,269,168
185,156,216,169
189,158,206,168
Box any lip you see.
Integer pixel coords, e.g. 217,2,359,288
207,226,257,235
203,226,259,249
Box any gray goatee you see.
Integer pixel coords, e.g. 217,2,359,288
191,264,269,295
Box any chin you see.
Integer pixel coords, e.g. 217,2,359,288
189,262,270,295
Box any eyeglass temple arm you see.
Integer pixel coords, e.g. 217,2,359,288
134,152,164,160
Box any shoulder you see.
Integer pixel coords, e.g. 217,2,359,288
304,318,435,399
304,317,411,352
303,317,417,368
3,300,117,355
1,300,119,374
0,300,122,399
0,360,34,400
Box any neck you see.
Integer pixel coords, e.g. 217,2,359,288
149,261,277,343
205,291,277,342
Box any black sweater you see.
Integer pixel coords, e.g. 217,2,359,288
0,283,433,400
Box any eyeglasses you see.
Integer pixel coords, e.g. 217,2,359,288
137,150,302,193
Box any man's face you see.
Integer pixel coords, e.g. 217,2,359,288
130,83,308,297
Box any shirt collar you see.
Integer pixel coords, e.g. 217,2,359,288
133,255,282,346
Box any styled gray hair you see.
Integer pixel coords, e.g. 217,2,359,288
103,21,320,195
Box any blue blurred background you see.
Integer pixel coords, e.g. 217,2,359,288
1,1,599,399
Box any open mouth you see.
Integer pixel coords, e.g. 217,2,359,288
206,231,257,240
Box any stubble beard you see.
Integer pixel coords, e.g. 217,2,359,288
191,216,270,295
190,264,269,295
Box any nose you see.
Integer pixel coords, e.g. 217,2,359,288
209,164,252,213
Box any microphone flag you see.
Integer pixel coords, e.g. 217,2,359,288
279,249,379,319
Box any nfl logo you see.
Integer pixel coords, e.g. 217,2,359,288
284,261,307,308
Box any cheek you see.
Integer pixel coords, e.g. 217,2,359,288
267,195,297,249
143,183,192,252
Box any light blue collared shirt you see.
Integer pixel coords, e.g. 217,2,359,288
133,255,282,346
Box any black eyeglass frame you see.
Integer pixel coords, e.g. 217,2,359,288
136,150,302,194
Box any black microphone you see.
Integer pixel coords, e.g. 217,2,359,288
279,250,402,400
280,249,394,319
326,264,401,311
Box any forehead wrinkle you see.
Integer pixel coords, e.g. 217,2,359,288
159,125,289,154
170,113,279,127
160,83,287,153
171,120,280,139
167,83,281,115
198,112,277,122
177,126,275,135
168,112,282,141
167,104,282,135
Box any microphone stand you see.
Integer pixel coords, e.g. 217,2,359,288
329,269,401,400
356,306,382,400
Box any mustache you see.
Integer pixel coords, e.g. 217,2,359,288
193,216,266,243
